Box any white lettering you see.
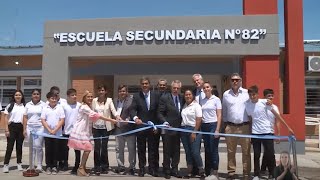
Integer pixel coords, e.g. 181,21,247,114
104,32,112,41
225,29,235,39
135,31,144,41
165,30,175,40
68,33,76,42
185,30,196,40
86,32,95,42
176,30,186,40
96,32,105,42
155,30,164,40
76,32,85,42
144,30,154,41
59,33,68,43
196,30,206,40
211,30,221,39
113,31,122,41
126,31,135,41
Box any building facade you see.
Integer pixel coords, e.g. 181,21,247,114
0,0,308,152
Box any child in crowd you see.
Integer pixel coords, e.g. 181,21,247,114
41,91,65,175
245,85,294,180
3,90,26,173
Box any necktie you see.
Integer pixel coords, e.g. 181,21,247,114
198,89,203,106
145,93,150,110
174,96,179,111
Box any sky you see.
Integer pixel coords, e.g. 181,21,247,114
0,0,319,46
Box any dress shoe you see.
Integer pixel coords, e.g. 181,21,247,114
138,168,145,177
171,172,182,178
152,170,159,177
101,166,109,174
129,169,135,175
115,167,125,174
165,174,171,179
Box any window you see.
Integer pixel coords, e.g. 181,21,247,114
0,78,17,108
305,76,320,116
21,77,42,103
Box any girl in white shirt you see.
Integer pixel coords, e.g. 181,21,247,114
3,90,26,173
23,89,46,172
201,82,222,178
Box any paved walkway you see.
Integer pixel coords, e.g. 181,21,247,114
0,135,320,180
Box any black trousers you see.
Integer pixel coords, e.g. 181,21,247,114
45,137,60,168
137,129,159,171
60,134,81,167
162,133,180,174
92,128,110,169
4,123,24,164
251,134,276,176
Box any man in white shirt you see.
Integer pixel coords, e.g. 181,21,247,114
245,86,294,180
222,73,251,180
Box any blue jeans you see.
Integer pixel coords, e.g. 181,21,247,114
180,126,203,168
201,122,220,172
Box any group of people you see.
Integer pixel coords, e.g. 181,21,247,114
1,73,298,180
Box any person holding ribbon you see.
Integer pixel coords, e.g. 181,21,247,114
113,85,136,175
158,80,184,179
68,90,118,177
91,84,119,175
130,77,160,177
180,89,205,179
23,89,46,172
245,85,294,180
201,81,222,179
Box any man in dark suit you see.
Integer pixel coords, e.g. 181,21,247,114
157,79,169,97
158,80,184,179
130,77,160,177
113,85,136,175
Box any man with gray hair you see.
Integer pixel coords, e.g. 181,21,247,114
222,73,251,180
158,80,183,179
192,74,205,106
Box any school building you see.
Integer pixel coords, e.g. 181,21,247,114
1,0,316,153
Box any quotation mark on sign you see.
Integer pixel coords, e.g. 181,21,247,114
53,33,62,43
259,29,267,35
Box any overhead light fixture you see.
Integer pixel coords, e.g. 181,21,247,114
15,61,19,65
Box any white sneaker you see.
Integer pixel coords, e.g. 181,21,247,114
46,167,52,175
51,167,58,175
205,175,219,180
17,163,23,171
36,166,44,173
253,176,260,180
2,164,9,173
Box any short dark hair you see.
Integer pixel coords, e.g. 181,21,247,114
67,88,77,95
248,85,259,94
140,76,150,84
118,84,128,91
97,84,107,91
50,86,60,93
46,91,58,99
263,89,274,97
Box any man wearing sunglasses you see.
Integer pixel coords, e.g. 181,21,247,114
222,73,251,180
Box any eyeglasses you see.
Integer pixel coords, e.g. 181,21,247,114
231,79,241,82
